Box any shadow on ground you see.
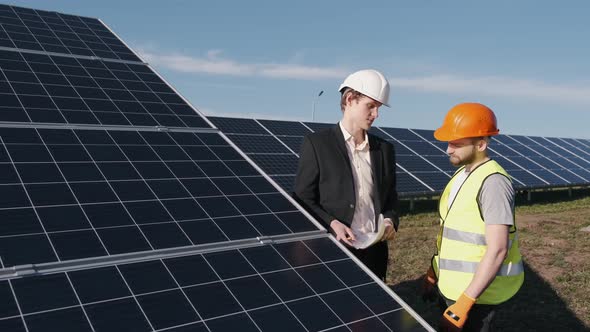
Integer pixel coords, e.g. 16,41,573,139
391,262,589,332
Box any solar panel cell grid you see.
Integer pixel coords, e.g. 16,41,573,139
249,154,299,175
277,136,304,154
402,140,445,156
395,172,431,194
0,128,317,267
270,175,295,193
0,4,141,62
407,172,450,191
379,127,422,141
0,50,209,128
565,140,590,156
208,116,268,135
303,121,333,132
3,237,427,332
258,119,312,136
227,134,291,154
396,155,442,173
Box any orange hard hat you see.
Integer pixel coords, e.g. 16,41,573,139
434,102,500,141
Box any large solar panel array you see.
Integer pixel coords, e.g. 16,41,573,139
208,117,590,196
0,4,433,332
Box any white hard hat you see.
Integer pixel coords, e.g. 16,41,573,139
338,69,390,107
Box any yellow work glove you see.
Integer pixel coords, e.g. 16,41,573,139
439,292,476,332
420,266,437,302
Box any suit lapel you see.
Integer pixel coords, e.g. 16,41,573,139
331,125,353,175
369,135,382,222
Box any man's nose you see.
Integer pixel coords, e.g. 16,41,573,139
371,108,379,119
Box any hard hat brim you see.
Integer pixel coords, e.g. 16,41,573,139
434,127,500,142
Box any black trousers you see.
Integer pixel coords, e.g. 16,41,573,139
348,241,389,280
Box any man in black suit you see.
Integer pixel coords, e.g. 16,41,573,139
294,69,399,280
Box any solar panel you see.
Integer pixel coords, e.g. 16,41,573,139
396,172,431,194
208,117,303,192
302,121,334,132
0,127,320,267
256,119,314,156
497,135,586,185
576,138,590,149
2,236,430,332
209,116,268,135
506,135,590,183
0,4,140,61
249,154,299,175
277,136,305,154
258,119,312,136
552,137,590,158
0,50,209,128
225,134,291,154
378,127,450,193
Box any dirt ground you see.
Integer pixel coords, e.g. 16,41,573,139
387,201,590,331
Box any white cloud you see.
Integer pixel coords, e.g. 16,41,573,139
259,64,348,80
198,107,307,122
141,51,255,76
389,75,590,105
139,48,347,80
138,47,590,106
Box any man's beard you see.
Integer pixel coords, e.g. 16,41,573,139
449,150,476,167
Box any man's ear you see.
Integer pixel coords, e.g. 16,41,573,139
344,91,357,107
476,138,488,152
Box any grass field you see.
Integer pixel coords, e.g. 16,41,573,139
387,195,590,331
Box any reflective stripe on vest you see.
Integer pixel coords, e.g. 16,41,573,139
439,258,524,276
443,227,519,249
434,159,524,305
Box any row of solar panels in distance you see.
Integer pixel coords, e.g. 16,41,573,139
208,117,590,195
0,236,427,332
0,127,318,268
0,49,210,128
0,4,140,62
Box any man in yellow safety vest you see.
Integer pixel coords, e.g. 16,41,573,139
421,103,524,332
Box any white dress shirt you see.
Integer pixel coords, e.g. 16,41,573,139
339,122,376,235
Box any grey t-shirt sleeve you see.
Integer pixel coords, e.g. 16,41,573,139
478,173,515,225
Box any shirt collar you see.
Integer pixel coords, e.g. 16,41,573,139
339,122,369,150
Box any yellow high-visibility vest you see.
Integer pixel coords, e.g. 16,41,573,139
432,159,524,304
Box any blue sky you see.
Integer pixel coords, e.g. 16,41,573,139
9,0,590,139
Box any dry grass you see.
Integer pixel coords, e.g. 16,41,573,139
387,196,590,331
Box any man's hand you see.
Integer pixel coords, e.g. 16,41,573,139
330,220,355,246
381,218,395,241
439,292,476,332
421,266,438,303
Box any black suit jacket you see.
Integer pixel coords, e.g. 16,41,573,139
294,125,399,232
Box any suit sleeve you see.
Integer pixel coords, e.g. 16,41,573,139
293,135,334,228
382,143,400,231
